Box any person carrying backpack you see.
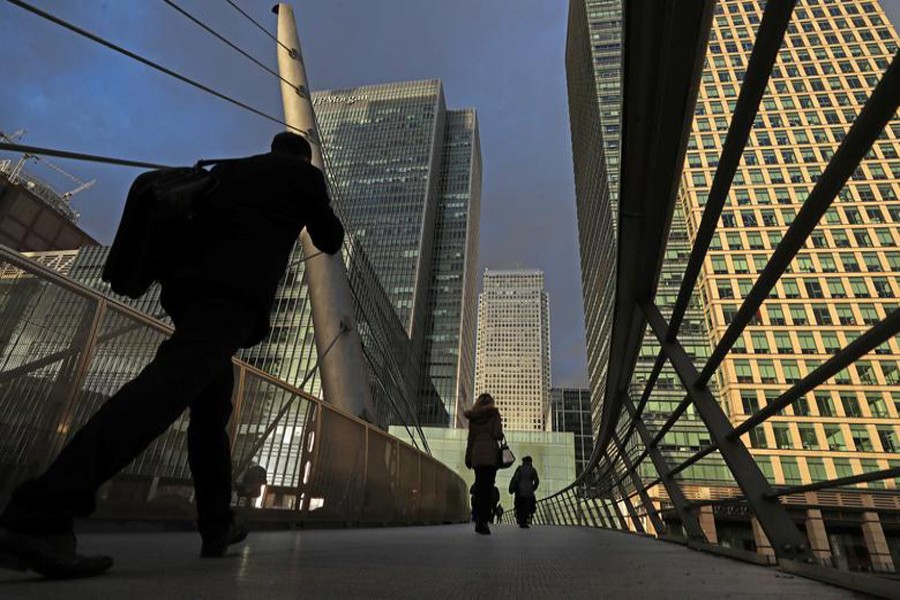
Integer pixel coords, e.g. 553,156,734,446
509,456,539,528
0,132,344,579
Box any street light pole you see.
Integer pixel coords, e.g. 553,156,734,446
273,3,375,422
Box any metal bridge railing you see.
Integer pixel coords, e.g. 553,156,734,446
0,244,468,526
535,1,900,598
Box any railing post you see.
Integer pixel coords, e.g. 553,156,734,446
42,300,106,469
608,495,629,530
615,480,645,534
642,301,814,563
621,392,708,544
612,432,666,536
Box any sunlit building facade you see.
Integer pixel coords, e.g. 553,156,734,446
475,270,551,432
677,0,900,569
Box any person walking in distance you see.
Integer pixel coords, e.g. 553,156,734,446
464,393,504,535
0,132,344,578
509,456,539,528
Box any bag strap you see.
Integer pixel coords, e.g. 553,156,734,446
194,158,238,169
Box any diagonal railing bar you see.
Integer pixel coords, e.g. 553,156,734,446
696,51,900,387
731,309,900,438
765,468,900,499
615,351,668,456
613,431,666,534
666,0,796,341
621,392,708,542
0,142,169,170
646,395,693,450
638,351,667,410
643,300,814,562
699,467,900,507
666,311,900,477
666,443,717,479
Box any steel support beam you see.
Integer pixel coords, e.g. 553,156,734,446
621,393,707,544
643,301,814,563
612,432,666,535
608,496,629,531
617,484,645,534
274,4,375,421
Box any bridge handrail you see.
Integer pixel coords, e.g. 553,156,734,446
0,243,468,525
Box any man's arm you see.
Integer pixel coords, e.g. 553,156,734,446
532,470,540,491
305,168,344,255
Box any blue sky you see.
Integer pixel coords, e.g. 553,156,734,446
2,1,899,389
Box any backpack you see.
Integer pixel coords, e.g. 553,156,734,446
102,159,229,298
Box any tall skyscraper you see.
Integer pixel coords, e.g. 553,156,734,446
565,0,621,438
311,80,482,427
567,0,716,479
682,0,900,503
419,110,482,426
475,269,551,431
551,387,594,475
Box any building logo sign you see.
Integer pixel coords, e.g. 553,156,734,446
313,95,370,106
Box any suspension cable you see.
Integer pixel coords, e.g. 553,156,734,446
4,0,300,134
161,0,299,91
223,0,293,54
0,142,170,170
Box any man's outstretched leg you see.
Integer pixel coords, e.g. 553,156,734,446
187,365,247,557
0,297,255,578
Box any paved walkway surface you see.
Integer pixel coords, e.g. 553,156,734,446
0,524,869,599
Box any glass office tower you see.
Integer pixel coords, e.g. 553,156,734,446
418,110,482,426
312,80,481,427
565,0,621,439
551,387,594,475
567,1,716,483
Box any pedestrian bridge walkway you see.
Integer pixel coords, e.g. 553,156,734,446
0,525,867,599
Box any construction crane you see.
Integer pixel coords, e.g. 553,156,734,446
0,128,96,202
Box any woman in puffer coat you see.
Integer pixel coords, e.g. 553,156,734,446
464,393,504,535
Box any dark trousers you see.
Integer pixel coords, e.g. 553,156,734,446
514,495,536,525
1,296,256,536
472,466,497,525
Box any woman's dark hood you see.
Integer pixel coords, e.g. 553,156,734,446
464,398,498,422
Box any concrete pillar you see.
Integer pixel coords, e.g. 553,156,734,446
861,511,895,573
698,505,718,545
751,516,775,559
804,509,832,566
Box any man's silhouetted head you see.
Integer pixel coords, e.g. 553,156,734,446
271,132,312,162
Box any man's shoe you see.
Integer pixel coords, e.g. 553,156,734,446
474,522,491,535
200,521,249,558
519,524,530,529
0,528,112,579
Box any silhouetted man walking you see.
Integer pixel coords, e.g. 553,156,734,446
0,132,343,578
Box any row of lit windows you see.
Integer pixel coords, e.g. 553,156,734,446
735,389,900,420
